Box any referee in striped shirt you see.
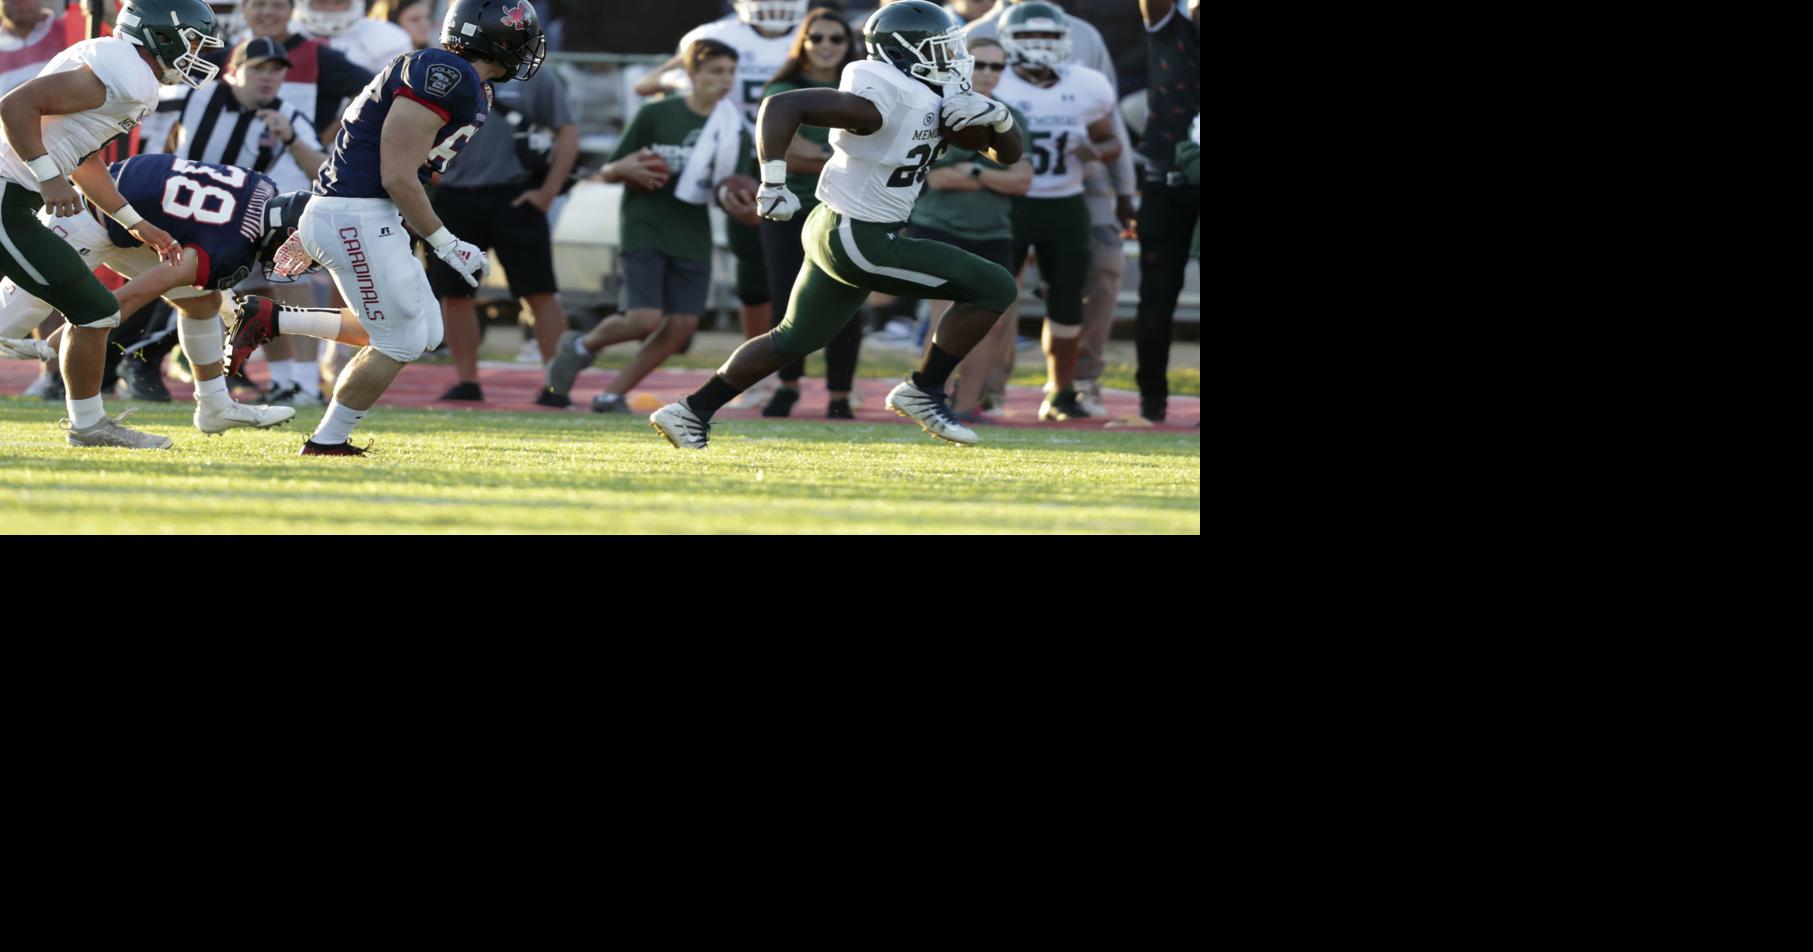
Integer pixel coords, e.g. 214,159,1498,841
172,37,327,193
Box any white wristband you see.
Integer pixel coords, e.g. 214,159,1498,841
990,107,1014,134
761,160,789,187
110,204,145,230
27,155,60,183
426,226,458,252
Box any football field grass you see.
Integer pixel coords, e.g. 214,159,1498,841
0,398,1200,534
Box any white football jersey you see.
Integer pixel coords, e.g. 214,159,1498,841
992,64,1115,200
0,38,159,192
817,61,948,225
331,19,413,73
671,16,794,127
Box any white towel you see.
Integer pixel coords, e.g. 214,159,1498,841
675,98,746,206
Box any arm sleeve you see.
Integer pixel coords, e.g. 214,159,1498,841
82,42,158,106
397,51,480,125
840,63,899,125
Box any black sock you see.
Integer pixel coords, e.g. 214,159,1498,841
912,344,962,393
684,375,741,420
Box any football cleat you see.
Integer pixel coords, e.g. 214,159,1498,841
591,392,630,414
195,399,295,435
826,397,855,420
885,379,978,445
0,336,56,361
761,386,800,418
1039,389,1091,422
224,294,280,378
62,408,173,449
300,439,372,456
649,401,711,449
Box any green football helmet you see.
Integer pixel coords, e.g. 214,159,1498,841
999,1,1073,68
864,0,973,89
116,0,224,89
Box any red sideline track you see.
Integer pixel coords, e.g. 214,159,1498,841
0,360,1201,431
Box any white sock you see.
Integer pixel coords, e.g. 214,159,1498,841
311,400,368,445
281,308,343,340
266,356,293,389
293,365,321,397
68,394,105,429
195,375,230,410
574,336,594,358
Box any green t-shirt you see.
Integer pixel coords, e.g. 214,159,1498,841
612,98,751,262
908,106,1028,242
765,75,835,212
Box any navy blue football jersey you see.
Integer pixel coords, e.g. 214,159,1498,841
315,49,491,199
102,153,279,292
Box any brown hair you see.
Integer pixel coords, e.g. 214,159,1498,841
686,38,739,73
770,9,860,88
368,0,427,24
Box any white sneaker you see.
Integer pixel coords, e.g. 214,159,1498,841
62,408,173,449
886,380,979,446
195,400,296,434
271,387,325,408
0,336,54,361
649,401,711,449
1076,380,1108,418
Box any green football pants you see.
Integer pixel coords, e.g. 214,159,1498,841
0,181,120,326
773,202,1018,358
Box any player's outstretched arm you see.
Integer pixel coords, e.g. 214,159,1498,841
0,68,106,219
111,249,201,318
757,89,884,163
69,154,181,264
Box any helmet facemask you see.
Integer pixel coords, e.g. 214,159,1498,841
118,2,225,88
1000,25,1072,68
735,1,808,34
295,1,365,39
890,27,973,88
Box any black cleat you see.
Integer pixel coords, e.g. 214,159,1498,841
115,352,172,402
762,385,800,418
534,390,572,408
826,398,854,420
440,381,485,401
300,439,372,457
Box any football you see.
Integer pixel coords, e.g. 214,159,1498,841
941,123,994,152
716,174,759,207
631,150,671,191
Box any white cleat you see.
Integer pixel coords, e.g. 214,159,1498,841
62,408,173,449
195,400,296,435
885,380,979,446
649,401,711,449
0,336,55,361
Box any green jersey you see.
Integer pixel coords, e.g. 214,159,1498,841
909,106,1027,242
764,75,836,212
612,98,750,262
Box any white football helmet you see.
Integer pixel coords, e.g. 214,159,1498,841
294,0,364,38
208,1,245,42
736,1,808,35
998,1,1073,68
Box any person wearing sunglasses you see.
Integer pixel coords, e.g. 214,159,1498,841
756,8,866,420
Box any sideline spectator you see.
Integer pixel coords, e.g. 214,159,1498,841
905,36,1030,421
540,38,758,411
2,0,75,400
757,6,863,419
943,0,993,24
1127,0,1197,426
368,0,430,51
294,0,412,71
993,2,1119,421
428,51,579,401
965,0,1137,418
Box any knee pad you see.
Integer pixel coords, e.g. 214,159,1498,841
78,311,122,330
178,316,224,364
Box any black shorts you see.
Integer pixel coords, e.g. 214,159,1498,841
900,225,1016,273
426,184,559,300
621,250,711,316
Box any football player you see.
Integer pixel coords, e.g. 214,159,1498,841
225,0,544,456
293,0,413,73
1,153,305,435
649,0,1024,450
1,0,222,449
635,0,810,393
992,1,1119,421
